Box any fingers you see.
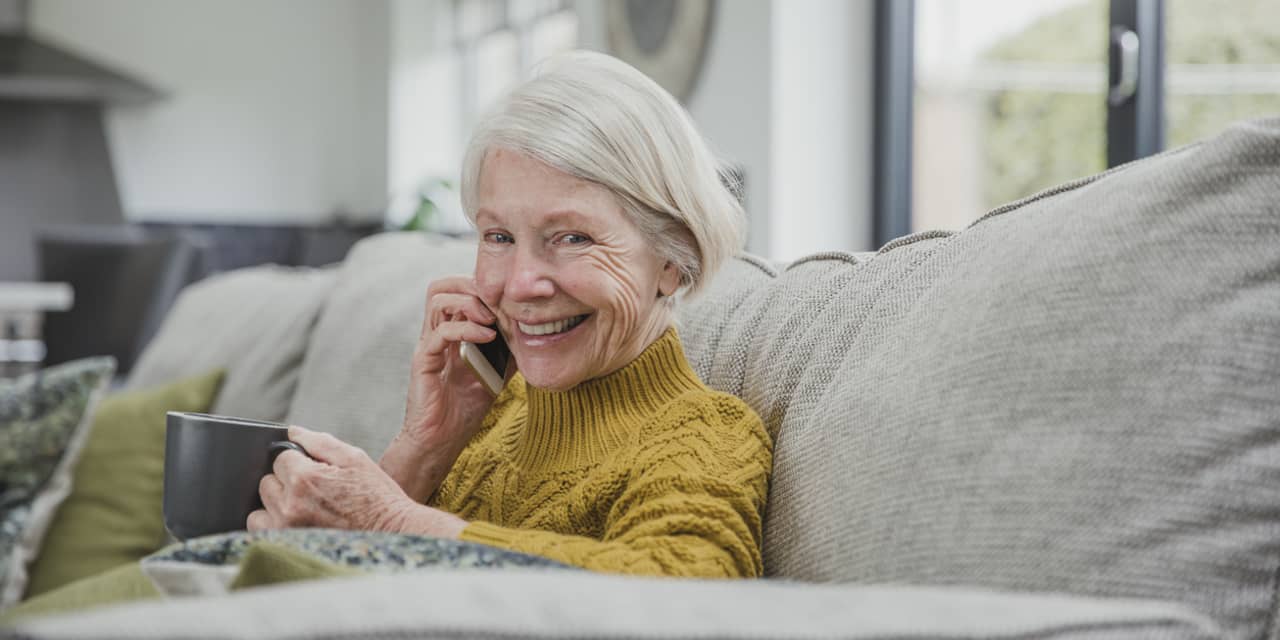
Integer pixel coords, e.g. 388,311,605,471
257,463,311,531
253,473,293,531
417,277,498,375
270,448,310,485
432,320,497,350
428,293,495,330
258,472,285,514
423,277,491,338
287,425,368,468
246,509,273,532
417,320,497,372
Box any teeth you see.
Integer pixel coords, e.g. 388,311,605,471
519,315,587,336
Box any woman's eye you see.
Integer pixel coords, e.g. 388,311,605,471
484,232,514,244
558,233,591,245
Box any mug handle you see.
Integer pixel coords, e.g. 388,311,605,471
268,440,311,459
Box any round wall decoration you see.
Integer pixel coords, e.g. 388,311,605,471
604,0,716,103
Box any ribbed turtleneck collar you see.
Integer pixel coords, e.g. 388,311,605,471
507,327,704,469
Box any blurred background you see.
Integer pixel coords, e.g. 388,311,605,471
1,0,1278,377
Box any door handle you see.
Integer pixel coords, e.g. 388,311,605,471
1108,27,1140,106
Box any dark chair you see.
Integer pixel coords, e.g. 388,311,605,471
37,225,204,376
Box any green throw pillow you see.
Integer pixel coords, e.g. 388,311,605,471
0,563,159,624
231,542,360,590
0,544,350,624
23,369,225,598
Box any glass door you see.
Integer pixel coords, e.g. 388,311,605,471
1165,0,1280,148
874,0,1188,246
912,0,1109,233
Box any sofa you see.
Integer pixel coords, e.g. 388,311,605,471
6,118,1280,639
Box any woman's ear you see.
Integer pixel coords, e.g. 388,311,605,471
657,261,681,298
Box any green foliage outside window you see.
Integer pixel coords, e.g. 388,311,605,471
977,0,1280,210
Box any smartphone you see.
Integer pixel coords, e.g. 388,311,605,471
460,328,511,396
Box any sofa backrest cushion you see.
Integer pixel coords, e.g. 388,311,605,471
127,266,335,422
676,119,1280,639
286,234,480,458
674,253,778,397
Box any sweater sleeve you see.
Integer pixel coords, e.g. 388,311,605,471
458,397,772,578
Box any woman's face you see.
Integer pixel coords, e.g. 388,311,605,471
473,149,680,391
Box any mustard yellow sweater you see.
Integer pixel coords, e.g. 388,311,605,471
428,328,772,578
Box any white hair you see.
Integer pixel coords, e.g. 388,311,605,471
460,50,745,298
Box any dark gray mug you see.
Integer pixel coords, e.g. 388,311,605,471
163,411,309,541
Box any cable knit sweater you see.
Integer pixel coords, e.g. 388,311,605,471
428,328,772,578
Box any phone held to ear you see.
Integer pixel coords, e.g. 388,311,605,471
460,328,511,396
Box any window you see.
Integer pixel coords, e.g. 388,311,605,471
453,0,578,129
875,1,1280,246
1165,0,1280,147
913,0,1108,233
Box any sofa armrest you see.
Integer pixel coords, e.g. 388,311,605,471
10,569,1221,639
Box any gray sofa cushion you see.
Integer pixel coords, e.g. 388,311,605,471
126,266,335,422
8,569,1221,639
285,233,480,458
675,253,778,398
676,119,1280,639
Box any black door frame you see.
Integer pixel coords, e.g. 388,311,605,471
872,0,915,249
1107,0,1166,166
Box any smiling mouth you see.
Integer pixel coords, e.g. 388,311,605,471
517,314,589,336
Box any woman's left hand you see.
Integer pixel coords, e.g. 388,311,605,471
247,425,468,538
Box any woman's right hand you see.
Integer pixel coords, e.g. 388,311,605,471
399,276,504,455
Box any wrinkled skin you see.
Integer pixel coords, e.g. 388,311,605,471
398,274,506,463
247,426,466,537
250,148,680,534
473,148,681,391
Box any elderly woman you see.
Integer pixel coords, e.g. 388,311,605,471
247,51,771,578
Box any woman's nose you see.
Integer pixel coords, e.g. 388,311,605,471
504,246,556,301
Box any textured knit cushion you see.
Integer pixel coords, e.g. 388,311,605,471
678,118,1280,638
140,529,570,597
24,370,225,598
126,266,335,422
674,253,778,398
6,569,1221,639
287,233,480,457
0,358,115,609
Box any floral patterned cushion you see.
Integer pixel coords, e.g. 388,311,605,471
141,528,572,597
0,358,116,609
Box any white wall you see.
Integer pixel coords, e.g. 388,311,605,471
771,0,875,260
30,0,390,224
685,0,774,256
